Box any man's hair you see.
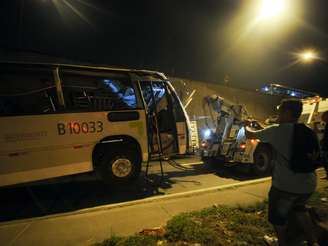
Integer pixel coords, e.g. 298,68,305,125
278,99,303,119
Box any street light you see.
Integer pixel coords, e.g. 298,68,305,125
258,0,286,20
281,49,322,70
298,50,319,63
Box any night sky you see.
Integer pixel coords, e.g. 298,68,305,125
1,0,328,95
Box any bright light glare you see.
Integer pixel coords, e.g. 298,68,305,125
258,0,286,20
299,50,318,63
203,129,211,139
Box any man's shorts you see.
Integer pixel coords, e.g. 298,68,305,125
268,186,312,226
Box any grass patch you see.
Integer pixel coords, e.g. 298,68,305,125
96,203,274,246
165,213,218,244
95,235,158,246
96,186,328,246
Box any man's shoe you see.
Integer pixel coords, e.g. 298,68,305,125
264,235,278,246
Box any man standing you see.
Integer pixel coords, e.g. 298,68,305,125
321,111,328,179
245,99,319,246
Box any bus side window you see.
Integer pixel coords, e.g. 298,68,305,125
64,87,92,111
0,67,58,116
62,72,138,112
95,78,138,110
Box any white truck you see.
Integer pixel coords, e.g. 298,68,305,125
200,95,272,175
200,95,328,175
299,96,328,141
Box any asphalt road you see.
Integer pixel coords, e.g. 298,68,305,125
0,155,262,222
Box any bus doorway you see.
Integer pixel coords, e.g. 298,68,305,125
140,81,188,158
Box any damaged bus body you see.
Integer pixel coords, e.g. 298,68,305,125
0,62,190,187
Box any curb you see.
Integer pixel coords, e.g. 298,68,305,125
0,176,271,227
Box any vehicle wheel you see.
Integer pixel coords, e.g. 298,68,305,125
96,149,141,184
253,147,272,176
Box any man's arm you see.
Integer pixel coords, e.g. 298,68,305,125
244,125,278,142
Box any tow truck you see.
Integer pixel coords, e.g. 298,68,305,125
200,93,328,175
200,95,273,175
299,96,328,141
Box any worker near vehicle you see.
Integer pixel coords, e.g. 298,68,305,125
245,99,320,246
321,111,328,179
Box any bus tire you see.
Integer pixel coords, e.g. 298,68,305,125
96,149,141,184
253,146,272,176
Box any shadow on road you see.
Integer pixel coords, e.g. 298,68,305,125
201,158,269,181
0,175,163,222
0,160,264,222
0,163,207,222
213,163,267,181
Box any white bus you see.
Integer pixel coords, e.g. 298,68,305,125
0,62,190,187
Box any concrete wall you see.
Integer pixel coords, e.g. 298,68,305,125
170,77,282,129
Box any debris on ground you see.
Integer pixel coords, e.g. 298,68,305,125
139,226,166,237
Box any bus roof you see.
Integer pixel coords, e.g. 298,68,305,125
0,61,167,80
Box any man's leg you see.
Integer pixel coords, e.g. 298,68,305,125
294,195,319,246
295,211,319,245
268,187,293,246
273,225,288,246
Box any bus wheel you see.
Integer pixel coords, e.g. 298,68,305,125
97,150,141,184
253,147,272,176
